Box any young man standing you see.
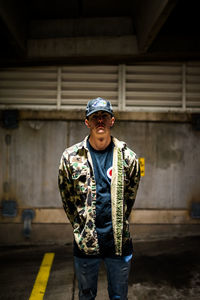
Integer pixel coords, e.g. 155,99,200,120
58,97,140,300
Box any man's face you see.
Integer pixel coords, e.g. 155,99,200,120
85,111,115,135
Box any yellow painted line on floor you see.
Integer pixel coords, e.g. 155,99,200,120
29,253,55,300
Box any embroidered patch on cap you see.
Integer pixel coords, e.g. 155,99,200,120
92,98,107,108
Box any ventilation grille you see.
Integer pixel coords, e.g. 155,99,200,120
0,63,200,112
0,67,57,108
60,66,118,109
126,65,182,109
186,63,200,109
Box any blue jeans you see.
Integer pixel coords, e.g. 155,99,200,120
74,255,132,300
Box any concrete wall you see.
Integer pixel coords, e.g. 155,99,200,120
0,117,200,244
1,119,199,209
69,120,200,210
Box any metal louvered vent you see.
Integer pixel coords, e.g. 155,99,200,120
0,63,200,112
0,67,58,109
186,63,200,110
60,66,118,109
126,65,182,110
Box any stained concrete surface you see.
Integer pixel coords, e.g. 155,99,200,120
1,121,200,211
0,236,200,300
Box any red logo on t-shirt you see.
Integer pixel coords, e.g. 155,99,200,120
107,167,112,179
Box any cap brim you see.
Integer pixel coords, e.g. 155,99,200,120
86,108,114,117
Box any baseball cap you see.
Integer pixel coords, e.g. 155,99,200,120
86,97,113,117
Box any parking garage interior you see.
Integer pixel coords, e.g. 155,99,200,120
0,1,200,299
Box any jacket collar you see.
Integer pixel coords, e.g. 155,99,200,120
112,137,126,150
77,136,89,151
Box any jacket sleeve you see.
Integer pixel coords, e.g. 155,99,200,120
125,156,140,219
58,153,79,228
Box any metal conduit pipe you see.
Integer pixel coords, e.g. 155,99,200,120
22,209,35,238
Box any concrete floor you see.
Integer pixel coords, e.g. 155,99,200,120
0,236,200,300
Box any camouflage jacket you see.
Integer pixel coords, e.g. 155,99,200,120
58,136,140,256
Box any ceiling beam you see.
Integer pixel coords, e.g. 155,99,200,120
29,17,134,39
27,36,139,59
0,0,27,56
133,0,178,53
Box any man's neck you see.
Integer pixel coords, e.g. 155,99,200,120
89,134,111,151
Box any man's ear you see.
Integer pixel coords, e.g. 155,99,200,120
110,117,115,127
85,118,90,128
